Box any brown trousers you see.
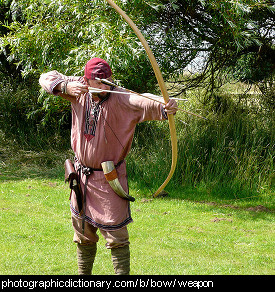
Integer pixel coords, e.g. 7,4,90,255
72,215,130,248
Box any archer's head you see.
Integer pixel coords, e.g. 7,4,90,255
84,57,113,99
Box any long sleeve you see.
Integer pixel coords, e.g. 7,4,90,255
39,70,84,95
118,91,168,123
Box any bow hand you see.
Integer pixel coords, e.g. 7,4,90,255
164,99,178,115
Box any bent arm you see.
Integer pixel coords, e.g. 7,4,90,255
39,71,88,102
39,70,69,95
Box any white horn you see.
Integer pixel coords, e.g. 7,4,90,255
101,161,135,202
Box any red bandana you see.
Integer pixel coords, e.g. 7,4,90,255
84,58,112,80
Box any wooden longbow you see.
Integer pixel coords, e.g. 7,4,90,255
105,0,177,198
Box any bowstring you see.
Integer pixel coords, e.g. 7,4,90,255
99,103,155,195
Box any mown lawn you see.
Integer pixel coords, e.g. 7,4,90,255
0,177,274,275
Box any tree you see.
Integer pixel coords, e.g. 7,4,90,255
1,0,274,94
0,0,157,92
141,0,274,105
0,0,23,81
0,0,160,149
0,0,274,144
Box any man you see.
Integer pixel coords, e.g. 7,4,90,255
39,57,177,275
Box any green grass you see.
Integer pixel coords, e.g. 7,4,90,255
0,86,274,275
0,178,75,274
126,90,274,209
0,174,274,275
130,197,274,275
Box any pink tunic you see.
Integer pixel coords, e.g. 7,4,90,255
39,71,167,230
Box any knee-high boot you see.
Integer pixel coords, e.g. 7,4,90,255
77,243,97,275
111,245,130,275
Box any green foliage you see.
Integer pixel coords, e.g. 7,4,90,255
0,78,71,149
176,100,273,198
0,0,273,199
145,0,274,77
127,89,274,200
1,0,155,92
0,0,273,276
143,0,274,108
1,0,274,114
2,0,274,88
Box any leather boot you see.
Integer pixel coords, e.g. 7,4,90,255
111,245,130,275
77,243,97,275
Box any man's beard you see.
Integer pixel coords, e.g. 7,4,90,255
93,91,111,100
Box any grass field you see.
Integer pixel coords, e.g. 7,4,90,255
0,146,274,275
